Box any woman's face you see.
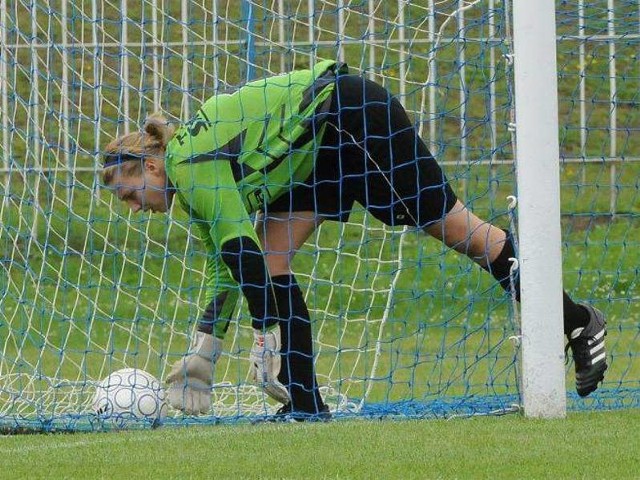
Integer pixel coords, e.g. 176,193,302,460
112,159,173,214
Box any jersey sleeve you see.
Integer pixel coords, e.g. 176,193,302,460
192,219,239,332
175,160,261,305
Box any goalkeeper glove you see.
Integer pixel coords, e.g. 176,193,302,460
250,325,290,404
166,331,222,415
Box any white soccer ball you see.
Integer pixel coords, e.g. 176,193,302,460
92,368,168,428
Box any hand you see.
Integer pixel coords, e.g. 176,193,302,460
166,331,222,415
250,325,290,405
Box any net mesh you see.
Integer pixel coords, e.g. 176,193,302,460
0,0,638,431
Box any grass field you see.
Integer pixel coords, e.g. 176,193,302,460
2,410,640,479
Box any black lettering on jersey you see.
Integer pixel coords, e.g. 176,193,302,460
175,130,188,146
246,184,271,210
187,108,212,137
253,189,265,206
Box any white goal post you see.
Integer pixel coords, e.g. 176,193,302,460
512,0,566,418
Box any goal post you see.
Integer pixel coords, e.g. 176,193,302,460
512,0,567,418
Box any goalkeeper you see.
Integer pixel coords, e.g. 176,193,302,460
101,60,607,420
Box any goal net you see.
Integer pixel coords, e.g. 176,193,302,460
0,0,637,431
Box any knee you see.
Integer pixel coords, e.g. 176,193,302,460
423,202,507,263
264,253,292,278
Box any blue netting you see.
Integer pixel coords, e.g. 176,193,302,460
0,0,638,431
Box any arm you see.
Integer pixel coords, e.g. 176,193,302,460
172,160,290,405
180,160,279,331
192,220,240,339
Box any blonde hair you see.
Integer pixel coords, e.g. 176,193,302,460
102,113,175,186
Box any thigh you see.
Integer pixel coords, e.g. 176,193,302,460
331,75,458,228
266,171,357,223
255,211,323,277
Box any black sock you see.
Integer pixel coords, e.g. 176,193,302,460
272,274,325,414
482,230,589,336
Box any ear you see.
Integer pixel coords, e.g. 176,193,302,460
144,156,165,177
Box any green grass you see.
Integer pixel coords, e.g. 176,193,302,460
2,410,640,479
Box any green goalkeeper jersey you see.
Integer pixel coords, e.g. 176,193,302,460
165,59,345,323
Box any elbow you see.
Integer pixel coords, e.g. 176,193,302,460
220,236,267,286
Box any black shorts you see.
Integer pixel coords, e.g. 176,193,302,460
267,75,458,228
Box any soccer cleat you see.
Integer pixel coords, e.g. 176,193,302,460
271,402,332,423
565,304,607,397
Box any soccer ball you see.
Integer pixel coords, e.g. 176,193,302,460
92,368,168,428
